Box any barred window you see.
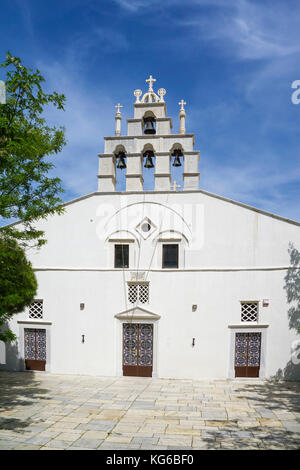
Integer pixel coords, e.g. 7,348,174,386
29,300,43,319
128,283,149,304
241,302,258,322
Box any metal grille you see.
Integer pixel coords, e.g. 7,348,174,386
248,333,261,366
123,323,153,366
128,284,138,304
24,329,46,360
123,324,138,366
139,284,149,304
235,333,248,366
235,332,261,367
29,300,43,319
24,329,36,360
139,324,153,366
128,283,149,304
241,302,258,322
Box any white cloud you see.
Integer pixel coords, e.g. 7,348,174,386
113,0,149,12
37,59,115,198
201,158,300,221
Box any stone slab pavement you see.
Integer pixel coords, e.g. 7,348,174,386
0,372,299,450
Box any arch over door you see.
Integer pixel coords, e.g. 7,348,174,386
123,323,153,377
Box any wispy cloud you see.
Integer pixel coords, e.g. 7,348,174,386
37,59,115,199
113,0,149,13
172,0,300,61
201,157,300,221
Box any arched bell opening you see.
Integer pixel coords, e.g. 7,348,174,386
114,145,127,191
142,111,156,135
170,143,184,190
142,144,155,190
169,143,184,167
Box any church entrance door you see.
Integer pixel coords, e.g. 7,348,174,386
24,328,46,371
235,332,261,377
123,323,153,377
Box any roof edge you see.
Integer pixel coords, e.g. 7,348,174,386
2,189,299,229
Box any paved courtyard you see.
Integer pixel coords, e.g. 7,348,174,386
0,371,299,450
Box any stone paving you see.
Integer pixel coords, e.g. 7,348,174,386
0,371,299,450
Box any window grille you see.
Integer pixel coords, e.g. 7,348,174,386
139,284,149,304
29,300,43,319
128,283,149,304
128,284,138,304
241,302,258,322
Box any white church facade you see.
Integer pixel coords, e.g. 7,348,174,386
1,76,300,380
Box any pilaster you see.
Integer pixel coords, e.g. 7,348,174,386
154,153,171,191
97,154,116,192
126,154,144,191
183,152,200,190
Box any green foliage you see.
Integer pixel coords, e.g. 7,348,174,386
0,52,66,247
0,237,37,342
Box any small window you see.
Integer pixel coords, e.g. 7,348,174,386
29,300,43,319
241,302,258,322
162,244,178,269
128,283,149,304
114,244,129,268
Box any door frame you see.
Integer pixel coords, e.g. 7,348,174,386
122,323,154,377
116,318,159,378
18,321,52,372
228,324,268,379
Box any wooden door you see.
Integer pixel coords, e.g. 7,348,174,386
24,328,46,371
123,323,153,377
235,332,261,378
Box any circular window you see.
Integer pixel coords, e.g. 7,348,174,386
141,223,151,232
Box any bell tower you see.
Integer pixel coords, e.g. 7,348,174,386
97,76,200,192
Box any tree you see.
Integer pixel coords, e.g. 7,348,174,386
0,237,37,342
0,52,66,247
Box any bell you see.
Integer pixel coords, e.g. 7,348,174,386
144,120,156,135
172,155,182,167
144,152,154,168
116,153,126,169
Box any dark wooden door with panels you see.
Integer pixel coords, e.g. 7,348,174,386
123,323,153,377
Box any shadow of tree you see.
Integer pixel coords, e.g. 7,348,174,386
285,243,300,331
210,424,299,449
0,368,49,432
272,243,300,381
200,379,300,449
229,381,300,413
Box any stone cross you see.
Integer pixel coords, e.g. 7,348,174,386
146,75,156,92
115,103,123,114
171,181,181,191
179,99,186,111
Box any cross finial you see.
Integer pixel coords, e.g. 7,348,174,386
146,75,156,92
179,99,186,111
171,181,181,191
115,103,123,114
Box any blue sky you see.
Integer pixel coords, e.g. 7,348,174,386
1,0,300,221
